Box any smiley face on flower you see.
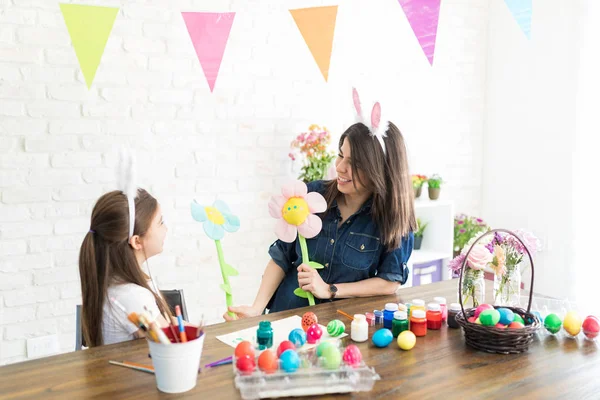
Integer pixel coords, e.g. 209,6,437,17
269,181,327,243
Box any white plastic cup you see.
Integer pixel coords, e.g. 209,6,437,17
147,335,204,393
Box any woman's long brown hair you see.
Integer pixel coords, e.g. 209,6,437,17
79,189,172,347
324,122,417,251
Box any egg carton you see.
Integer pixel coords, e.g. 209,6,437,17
233,362,380,400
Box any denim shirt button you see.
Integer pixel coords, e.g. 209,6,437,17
330,239,335,245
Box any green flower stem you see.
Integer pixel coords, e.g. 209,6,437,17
298,235,316,306
215,240,235,318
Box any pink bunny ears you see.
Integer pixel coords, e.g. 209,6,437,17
352,87,389,154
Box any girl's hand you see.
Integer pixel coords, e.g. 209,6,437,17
297,264,330,299
223,305,262,321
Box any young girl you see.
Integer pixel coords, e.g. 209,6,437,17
79,188,171,347
225,89,416,318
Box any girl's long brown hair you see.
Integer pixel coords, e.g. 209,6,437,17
79,189,172,347
324,122,417,251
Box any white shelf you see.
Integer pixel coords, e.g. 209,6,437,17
414,199,452,209
409,249,452,265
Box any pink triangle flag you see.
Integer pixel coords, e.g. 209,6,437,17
398,0,441,65
181,12,235,92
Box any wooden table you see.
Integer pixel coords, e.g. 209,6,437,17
1,280,599,399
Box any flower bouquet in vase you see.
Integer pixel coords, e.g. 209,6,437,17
450,234,493,308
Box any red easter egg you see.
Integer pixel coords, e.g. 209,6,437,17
495,323,507,329
258,350,278,374
306,323,323,344
302,312,318,332
582,315,600,339
236,354,255,374
342,344,362,367
277,340,296,357
509,322,525,329
468,316,477,323
235,340,255,359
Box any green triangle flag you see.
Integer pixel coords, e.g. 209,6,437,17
60,4,119,89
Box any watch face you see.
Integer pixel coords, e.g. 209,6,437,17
330,284,337,293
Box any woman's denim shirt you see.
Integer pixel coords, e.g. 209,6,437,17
267,180,414,312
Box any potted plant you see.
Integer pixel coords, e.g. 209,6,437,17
411,175,427,199
427,174,443,200
414,218,428,250
288,125,336,183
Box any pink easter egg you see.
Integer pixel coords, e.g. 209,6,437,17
342,344,362,367
277,340,296,358
306,323,323,344
495,323,507,329
474,304,494,319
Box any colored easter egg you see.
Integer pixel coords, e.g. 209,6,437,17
288,328,307,348
468,316,477,323
474,318,482,325
279,349,300,373
321,346,342,370
509,321,525,329
306,323,323,344
497,308,515,325
544,313,562,334
495,323,507,329
258,350,278,374
235,341,255,360
236,354,255,374
302,312,318,332
563,311,583,337
397,330,416,351
532,311,543,323
582,316,600,340
474,304,494,318
327,320,346,337
479,309,501,326
513,314,525,325
316,341,335,357
342,345,362,367
277,340,296,357
372,328,394,348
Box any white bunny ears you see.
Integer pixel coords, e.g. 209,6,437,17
116,148,137,239
352,87,389,154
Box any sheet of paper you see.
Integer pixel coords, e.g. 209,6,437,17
215,315,348,350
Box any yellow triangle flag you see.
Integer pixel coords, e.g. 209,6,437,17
60,4,119,89
289,6,338,82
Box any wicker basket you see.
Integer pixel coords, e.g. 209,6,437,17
455,229,541,354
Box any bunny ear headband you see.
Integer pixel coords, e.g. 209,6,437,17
117,148,137,239
352,87,389,155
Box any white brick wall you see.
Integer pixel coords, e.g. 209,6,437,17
0,0,488,365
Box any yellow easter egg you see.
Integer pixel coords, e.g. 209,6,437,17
563,311,582,336
397,331,416,351
475,318,482,325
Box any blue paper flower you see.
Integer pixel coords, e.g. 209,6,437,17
190,199,240,241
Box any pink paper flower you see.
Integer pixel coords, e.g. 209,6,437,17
466,244,493,270
268,180,327,243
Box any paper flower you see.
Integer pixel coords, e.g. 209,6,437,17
268,181,326,243
191,200,240,240
269,180,327,306
191,199,240,318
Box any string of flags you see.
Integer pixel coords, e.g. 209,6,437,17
59,1,532,91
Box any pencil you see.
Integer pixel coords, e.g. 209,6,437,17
109,360,155,374
336,309,355,321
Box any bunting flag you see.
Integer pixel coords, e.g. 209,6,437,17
182,12,236,92
60,4,119,89
398,0,441,65
504,0,532,40
289,6,338,82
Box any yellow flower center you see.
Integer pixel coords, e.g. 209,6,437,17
205,206,225,225
282,197,309,226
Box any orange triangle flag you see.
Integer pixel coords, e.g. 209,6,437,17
289,6,338,82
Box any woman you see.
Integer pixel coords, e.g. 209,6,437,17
224,114,416,319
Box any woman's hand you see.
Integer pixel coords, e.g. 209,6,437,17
297,264,330,299
223,305,262,321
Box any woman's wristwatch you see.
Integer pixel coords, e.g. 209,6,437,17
329,284,338,299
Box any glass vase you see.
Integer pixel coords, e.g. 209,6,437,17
493,263,521,306
460,269,485,308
